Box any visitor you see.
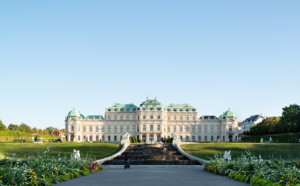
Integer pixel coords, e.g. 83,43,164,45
124,154,130,169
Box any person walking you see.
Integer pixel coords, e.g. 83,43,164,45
124,154,130,169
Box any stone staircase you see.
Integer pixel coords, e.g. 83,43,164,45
102,144,201,165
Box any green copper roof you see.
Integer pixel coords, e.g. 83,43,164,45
107,103,138,111
140,98,163,108
165,104,196,111
68,108,82,118
219,109,236,119
87,115,103,119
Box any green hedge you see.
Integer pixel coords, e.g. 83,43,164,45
242,134,300,142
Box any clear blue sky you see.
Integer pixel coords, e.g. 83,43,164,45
0,0,299,129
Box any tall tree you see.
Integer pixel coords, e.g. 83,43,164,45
0,120,6,130
19,123,31,133
281,104,300,139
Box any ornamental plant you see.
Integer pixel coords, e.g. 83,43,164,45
204,151,300,185
0,146,103,185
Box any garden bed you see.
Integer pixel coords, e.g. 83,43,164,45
0,146,103,185
204,151,300,185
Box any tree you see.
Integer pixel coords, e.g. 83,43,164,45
0,120,6,130
8,124,19,131
19,123,31,133
281,104,300,140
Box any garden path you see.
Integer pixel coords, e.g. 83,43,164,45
56,166,248,186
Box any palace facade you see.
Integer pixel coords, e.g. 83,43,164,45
65,98,239,143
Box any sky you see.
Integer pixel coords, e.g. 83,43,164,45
0,0,299,129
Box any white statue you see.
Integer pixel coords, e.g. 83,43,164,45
223,150,231,161
39,137,43,142
269,137,273,143
122,132,130,140
260,137,264,143
121,132,131,145
217,138,221,143
171,133,178,140
71,149,80,160
31,137,35,142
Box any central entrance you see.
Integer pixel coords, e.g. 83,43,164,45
149,135,154,141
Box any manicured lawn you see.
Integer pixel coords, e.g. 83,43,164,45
0,142,122,160
181,143,300,160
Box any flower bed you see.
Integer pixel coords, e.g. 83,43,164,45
204,151,300,186
0,146,103,185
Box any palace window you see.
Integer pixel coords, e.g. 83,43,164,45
174,126,176,132
108,116,111,120
210,125,214,133
90,135,93,141
133,116,136,120
71,126,74,131
211,136,214,142
217,126,220,132
157,115,161,119
132,125,136,132
96,135,99,141
180,116,183,120
205,136,207,142
143,115,146,119
102,135,105,141
150,115,153,119
157,125,161,131
78,135,80,141
192,126,195,133
114,116,117,120
126,116,129,120
143,125,146,131
174,116,176,120
180,126,183,132
120,126,123,132
186,136,189,142
198,135,201,142
84,126,86,132
126,126,130,132
120,116,123,120
102,126,105,132
186,126,189,132
193,116,196,120
223,136,225,142
168,126,170,132
187,116,189,120
204,125,208,133
192,136,195,141
114,126,117,132
180,136,183,140
108,126,111,132
90,126,92,132
114,136,117,141
108,136,111,141
96,126,99,132
150,125,153,131
198,125,201,132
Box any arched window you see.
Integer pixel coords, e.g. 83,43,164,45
198,135,201,142
83,136,86,142
108,136,111,141
96,135,99,141
205,136,207,142
90,135,93,141
150,115,153,119
157,125,161,131
143,125,146,131
150,125,153,131
211,136,214,142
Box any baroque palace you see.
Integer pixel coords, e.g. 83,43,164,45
65,98,239,143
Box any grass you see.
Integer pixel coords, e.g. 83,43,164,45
181,143,300,160
0,142,122,160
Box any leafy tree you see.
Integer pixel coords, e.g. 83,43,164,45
19,123,31,133
0,120,6,130
8,123,19,131
61,129,65,133
281,104,300,133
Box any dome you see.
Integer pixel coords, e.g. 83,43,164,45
219,109,236,119
68,108,81,118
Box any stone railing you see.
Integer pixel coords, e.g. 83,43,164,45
93,132,131,164
172,133,209,165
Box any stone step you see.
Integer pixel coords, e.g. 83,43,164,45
103,160,200,165
113,155,189,160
